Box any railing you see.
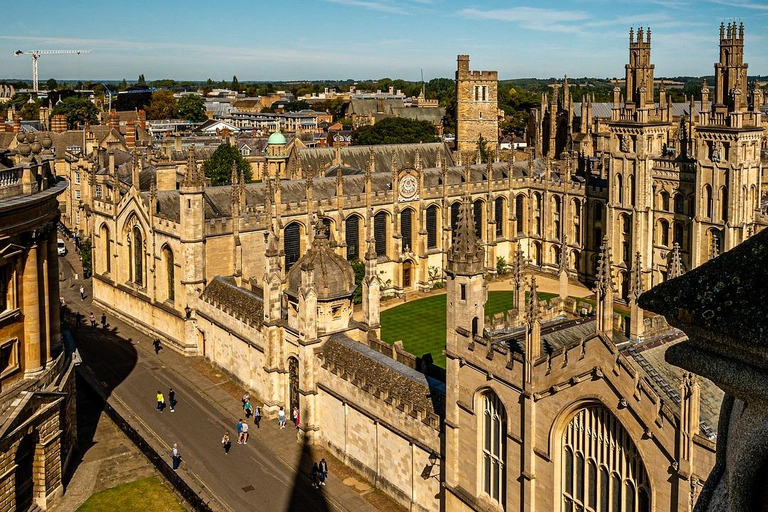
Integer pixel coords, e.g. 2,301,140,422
0,168,21,187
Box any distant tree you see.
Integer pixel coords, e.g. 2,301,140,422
19,101,39,121
426,78,455,105
45,78,58,91
80,239,92,278
174,94,207,122
282,100,310,112
477,135,491,163
313,98,347,121
119,78,128,91
352,117,438,145
231,75,240,92
138,74,146,85
351,260,364,304
257,83,275,96
52,96,99,129
202,143,252,186
145,90,177,120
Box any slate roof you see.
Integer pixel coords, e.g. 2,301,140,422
573,102,704,119
295,142,454,174
323,333,445,420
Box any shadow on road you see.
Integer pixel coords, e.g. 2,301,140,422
287,433,331,512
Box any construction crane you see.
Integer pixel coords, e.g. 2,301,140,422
13,49,91,92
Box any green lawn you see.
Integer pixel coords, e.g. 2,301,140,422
77,477,185,512
381,291,556,368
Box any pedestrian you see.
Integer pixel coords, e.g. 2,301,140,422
153,338,162,354
171,444,181,470
244,399,252,419
236,419,243,444
156,390,165,412
292,407,299,429
242,393,250,411
100,313,107,329
278,406,286,429
295,407,301,431
254,406,261,429
310,462,320,489
241,421,249,444
80,285,85,300
89,312,96,328
222,432,231,454
75,312,82,328
319,458,328,486
74,272,78,281
168,388,176,413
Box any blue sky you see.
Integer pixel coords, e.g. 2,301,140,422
1,0,767,82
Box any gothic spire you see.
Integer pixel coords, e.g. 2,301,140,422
512,239,525,287
525,277,540,326
182,144,203,188
446,195,484,275
558,235,570,274
595,236,614,294
630,251,643,302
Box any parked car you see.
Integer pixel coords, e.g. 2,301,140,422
57,239,67,256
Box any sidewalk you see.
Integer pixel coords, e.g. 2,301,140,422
58,242,387,512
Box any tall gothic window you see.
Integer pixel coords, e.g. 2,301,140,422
482,391,506,505
720,187,728,222
474,200,484,240
345,215,360,261
132,226,143,286
704,185,713,219
102,225,111,274
401,209,413,252
515,195,525,234
495,197,504,237
562,405,650,512
163,246,175,302
284,223,301,271
451,202,461,242
374,211,388,257
426,205,438,249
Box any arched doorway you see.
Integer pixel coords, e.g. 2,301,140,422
15,433,36,510
402,260,414,289
288,357,299,413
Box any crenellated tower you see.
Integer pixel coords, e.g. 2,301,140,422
456,54,498,154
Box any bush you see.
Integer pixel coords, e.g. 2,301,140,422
496,256,507,275
351,260,364,304
80,238,92,278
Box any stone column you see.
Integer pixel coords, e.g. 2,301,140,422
40,236,50,365
47,229,61,354
23,243,42,376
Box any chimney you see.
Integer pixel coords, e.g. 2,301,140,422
126,120,136,149
137,109,147,130
377,98,384,114
13,115,21,133
108,110,119,131
109,151,115,175
52,114,67,134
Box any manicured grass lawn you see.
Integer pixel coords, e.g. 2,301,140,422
381,291,556,368
77,477,185,512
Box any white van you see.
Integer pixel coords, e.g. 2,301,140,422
57,239,67,256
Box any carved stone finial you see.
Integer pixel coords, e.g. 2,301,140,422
595,236,614,294
630,251,643,301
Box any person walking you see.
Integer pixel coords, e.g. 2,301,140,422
168,388,176,413
254,406,261,429
171,444,181,470
156,391,165,413
153,339,162,354
319,458,328,486
79,285,85,300
295,407,301,431
310,462,320,489
89,312,96,328
221,432,231,454
241,421,249,444
278,406,286,429
244,399,252,419
242,393,249,411
100,313,107,329
75,312,82,328
236,419,244,444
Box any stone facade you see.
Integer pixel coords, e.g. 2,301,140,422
456,55,499,154
0,140,76,511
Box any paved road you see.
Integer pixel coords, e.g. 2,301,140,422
59,242,372,512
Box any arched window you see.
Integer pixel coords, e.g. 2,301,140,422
674,193,684,214
163,246,175,302
562,405,650,512
533,193,542,235
426,205,438,249
515,195,525,234
495,197,504,238
472,317,479,338
553,195,562,240
720,187,728,222
401,209,413,252
658,219,669,247
132,225,143,286
345,215,360,261
621,214,631,264
674,222,684,248
374,211,388,257
474,200,483,239
101,225,111,274
573,199,581,245
615,174,623,204
284,222,301,271
628,174,636,207
661,190,670,211
481,392,506,505
451,202,461,241
704,185,713,218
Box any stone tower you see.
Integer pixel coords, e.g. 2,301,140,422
713,22,748,114
444,194,486,491
456,55,498,154
625,27,655,106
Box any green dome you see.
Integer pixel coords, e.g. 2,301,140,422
267,131,286,145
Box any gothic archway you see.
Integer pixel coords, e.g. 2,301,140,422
288,356,299,413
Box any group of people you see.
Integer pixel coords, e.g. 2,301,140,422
73,310,107,329
156,388,177,413
310,459,329,489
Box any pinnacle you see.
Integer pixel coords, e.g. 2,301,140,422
446,195,484,275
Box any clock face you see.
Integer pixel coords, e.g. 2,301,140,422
399,175,418,200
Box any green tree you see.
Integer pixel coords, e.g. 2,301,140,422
119,78,128,91
19,101,39,121
202,143,252,186
45,78,58,91
282,100,310,112
174,94,207,122
138,74,146,85
145,90,177,120
352,117,438,145
80,239,92,278
52,96,98,129
477,135,492,163
231,75,240,92
351,260,364,304
313,98,347,121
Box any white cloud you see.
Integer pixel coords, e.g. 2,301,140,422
457,6,590,33
324,0,409,15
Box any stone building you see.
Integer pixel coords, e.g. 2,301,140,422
0,133,76,511
456,55,500,153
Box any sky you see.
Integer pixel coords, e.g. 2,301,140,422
1,0,767,83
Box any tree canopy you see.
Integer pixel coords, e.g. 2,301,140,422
203,143,252,186
145,90,177,120
174,94,207,122
52,96,99,129
352,117,438,145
